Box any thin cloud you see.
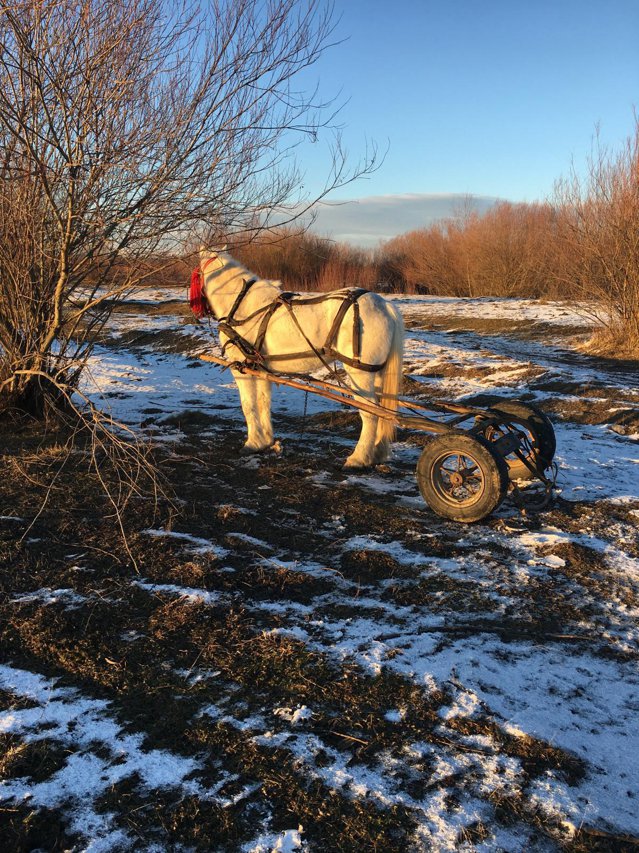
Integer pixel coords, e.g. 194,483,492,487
305,193,499,246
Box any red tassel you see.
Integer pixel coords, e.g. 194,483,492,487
189,267,211,318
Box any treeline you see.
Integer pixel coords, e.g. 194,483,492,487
232,231,379,292
233,201,565,299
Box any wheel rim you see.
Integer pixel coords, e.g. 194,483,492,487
430,450,486,507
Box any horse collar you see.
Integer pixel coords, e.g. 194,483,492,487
217,276,257,324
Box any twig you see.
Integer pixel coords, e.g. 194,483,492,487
327,730,369,746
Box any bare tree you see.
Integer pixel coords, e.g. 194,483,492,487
0,0,375,419
554,122,639,352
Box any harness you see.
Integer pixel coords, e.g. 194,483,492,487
197,268,386,373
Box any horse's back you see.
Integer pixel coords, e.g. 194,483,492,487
259,286,399,372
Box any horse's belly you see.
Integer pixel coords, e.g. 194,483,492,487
263,354,329,375
261,307,332,372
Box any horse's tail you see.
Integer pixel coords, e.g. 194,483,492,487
376,304,404,445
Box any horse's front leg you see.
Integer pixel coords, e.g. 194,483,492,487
232,371,274,453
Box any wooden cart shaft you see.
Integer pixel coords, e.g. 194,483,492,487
200,354,485,436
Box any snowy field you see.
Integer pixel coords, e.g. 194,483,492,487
1,289,638,851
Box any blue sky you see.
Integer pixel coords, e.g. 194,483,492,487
293,0,638,242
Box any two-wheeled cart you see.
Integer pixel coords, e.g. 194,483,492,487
201,354,557,523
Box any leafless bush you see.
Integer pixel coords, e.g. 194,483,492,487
0,0,375,419
316,244,377,291
380,226,461,295
231,227,378,291
232,228,332,289
554,123,639,352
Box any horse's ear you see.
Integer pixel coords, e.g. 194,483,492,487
199,244,209,260
221,243,228,252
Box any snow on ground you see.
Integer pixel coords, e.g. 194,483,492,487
93,295,639,830
0,664,226,852
122,286,599,327
83,295,639,505
404,326,639,395
3,292,639,849
389,293,603,327
83,340,344,428
142,528,229,559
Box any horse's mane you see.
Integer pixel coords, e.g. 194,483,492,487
217,251,280,290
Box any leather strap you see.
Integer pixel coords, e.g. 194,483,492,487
218,286,386,373
217,277,256,324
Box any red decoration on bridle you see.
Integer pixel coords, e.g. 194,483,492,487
189,267,212,318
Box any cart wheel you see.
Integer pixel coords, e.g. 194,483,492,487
416,434,509,523
479,400,556,480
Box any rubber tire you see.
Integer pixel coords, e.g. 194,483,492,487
416,433,510,523
483,400,556,480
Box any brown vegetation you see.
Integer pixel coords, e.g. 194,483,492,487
380,201,566,298
231,228,378,292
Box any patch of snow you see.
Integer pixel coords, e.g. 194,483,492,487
243,826,305,853
389,294,601,328
133,580,221,606
227,531,273,549
273,706,313,725
11,588,87,607
0,664,232,849
384,708,405,723
142,527,228,558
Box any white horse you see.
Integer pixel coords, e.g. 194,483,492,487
197,248,404,468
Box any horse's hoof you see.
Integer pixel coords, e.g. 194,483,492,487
240,440,277,456
343,458,371,470
371,442,390,465
240,445,264,456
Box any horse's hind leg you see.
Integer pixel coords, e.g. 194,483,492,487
371,371,390,463
343,371,378,468
372,436,390,465
232,371,274,452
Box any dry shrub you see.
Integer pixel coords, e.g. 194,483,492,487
554,122,639,354
231,227,380,291
0,0,377,542
376,121,639,357
380,201,564,298
232,228,332,289
0,0,376,420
